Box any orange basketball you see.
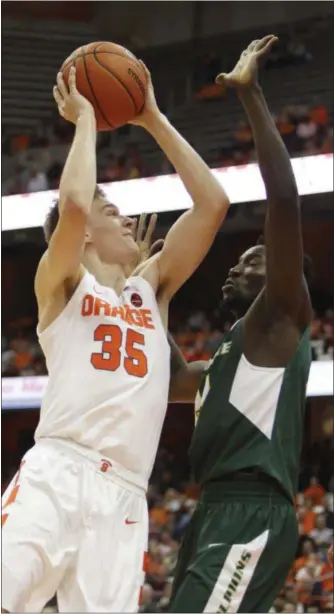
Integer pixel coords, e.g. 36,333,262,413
60,42,147,131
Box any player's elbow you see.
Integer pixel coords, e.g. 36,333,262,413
192,176,230,215
200,192,230,221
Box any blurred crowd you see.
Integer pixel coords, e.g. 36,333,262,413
194,34,314,102
2,99,332,197
219,102,332,169
2,308,333,378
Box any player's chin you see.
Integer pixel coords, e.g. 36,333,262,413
221,284,237,302
124,236,140,258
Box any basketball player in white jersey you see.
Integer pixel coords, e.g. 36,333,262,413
1,65,230,613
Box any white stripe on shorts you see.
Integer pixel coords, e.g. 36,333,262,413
203,529,270,613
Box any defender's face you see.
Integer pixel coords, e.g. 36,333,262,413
86,193,139,265
222,245,266,311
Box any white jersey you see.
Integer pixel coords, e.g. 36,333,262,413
35,270,170,488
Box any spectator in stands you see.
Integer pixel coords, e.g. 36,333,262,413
310,514,333,549
310,101,328,129
2,163,28,196
304,477,326,506
194,52,223,100
26,164,48,193
3,306,333,376
2,97,332,189
160,155,174,175
323,308,334,355
265,35,312,70
296,113,318,143
276,107,299,152
321,126,334,154
233,119,254,157
311,312,323,341
46,159,62,189
30,120,51,149
103,153,123,182
125,143,143,177
1,337,17,376
283,586,301,613
150,496,168,527
139,583,157,613
11,131,30,154
282,602,297,613
157,579,173,612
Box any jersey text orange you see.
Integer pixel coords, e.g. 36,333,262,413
81,294,155,330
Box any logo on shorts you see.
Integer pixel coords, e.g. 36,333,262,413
100,459,112,473
125,518,138,525
131,292,142,307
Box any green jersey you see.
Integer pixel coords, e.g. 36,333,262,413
189,319,311,502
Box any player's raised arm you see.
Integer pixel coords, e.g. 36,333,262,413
217,36,312,327
131,63,230,299
35,67,97,298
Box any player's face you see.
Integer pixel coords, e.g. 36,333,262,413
222,245,266,314
86,193,139,265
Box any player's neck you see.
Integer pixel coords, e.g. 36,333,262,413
231,302,251,320
83,251,127,295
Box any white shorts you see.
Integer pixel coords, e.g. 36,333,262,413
2,438,149,613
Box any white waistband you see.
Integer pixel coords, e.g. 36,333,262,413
35,437,147,496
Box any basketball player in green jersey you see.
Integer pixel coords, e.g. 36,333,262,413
168,36,313,613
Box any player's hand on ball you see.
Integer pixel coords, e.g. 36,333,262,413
133,213,164,263
216,35,278,90
53,67,95,124
129,62,161,128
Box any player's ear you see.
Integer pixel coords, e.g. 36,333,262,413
84,229,92,244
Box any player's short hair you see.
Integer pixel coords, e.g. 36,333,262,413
43,199,59,244
43,185,102,244
256,235,313,286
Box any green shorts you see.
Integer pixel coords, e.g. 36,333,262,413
169,477,298,613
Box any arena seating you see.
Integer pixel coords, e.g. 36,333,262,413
2,16,333,175
1,18,99,131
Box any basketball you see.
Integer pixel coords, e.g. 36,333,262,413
60,42,147,131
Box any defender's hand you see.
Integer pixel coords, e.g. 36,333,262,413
133,213,164,263
53,67,95,124
125,213,163,278
129,62,162,128
216,35,278,91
